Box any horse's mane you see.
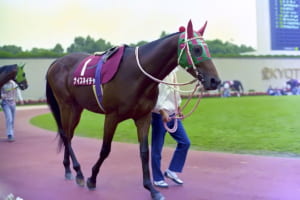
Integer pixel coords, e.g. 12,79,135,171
0,64,17,74
140,32,180,48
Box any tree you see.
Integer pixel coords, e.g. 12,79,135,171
67,36,113,53
67,36,85,53
52,44,64,54
0,45,23,54
160,31,168,38
0,34,257,58
206,39,255,55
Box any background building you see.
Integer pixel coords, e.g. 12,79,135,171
255,0,300,55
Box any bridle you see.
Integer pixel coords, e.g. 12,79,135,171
135,30,211,132
14,64,27,90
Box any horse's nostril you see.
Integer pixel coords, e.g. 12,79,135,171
210,78,221,89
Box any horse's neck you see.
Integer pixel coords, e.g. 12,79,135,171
139,33,179,80
0,76,12,88
0,66,16,88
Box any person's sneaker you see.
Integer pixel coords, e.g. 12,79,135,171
153,180,169,188
7,135,15,142
164,169,183,185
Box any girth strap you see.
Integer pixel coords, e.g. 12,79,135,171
93,58,105,112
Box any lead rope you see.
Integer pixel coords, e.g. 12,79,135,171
163,74,179,133
135,37,204,133
163,82,203,133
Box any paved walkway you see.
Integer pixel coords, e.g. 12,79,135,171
0,106,300,200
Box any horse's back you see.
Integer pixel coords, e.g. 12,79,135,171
51,53,89,72
47,53,90,87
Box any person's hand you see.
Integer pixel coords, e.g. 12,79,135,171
178,107,183,118
160,109,171,122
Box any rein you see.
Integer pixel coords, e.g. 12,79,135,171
163,83,203,133
135,34,204,133
135,47,197,86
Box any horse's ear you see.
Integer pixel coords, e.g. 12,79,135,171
18,63,26,69
187,20,194,39
198,21,208,36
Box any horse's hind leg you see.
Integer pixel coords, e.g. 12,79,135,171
60,105,85,186
87,113,118,190
135,114,164,200
61,130,73,180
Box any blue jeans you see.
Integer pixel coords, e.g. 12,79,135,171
223,88,231,97
1,100,16,137
151,113,190,181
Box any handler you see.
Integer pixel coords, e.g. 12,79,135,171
1,79,24,142
151,68,190,188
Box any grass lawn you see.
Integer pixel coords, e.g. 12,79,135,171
30,95,300,157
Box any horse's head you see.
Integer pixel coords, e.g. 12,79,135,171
177,20,221,90
15,63,28,90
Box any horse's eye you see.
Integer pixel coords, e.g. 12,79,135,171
193,46,203,57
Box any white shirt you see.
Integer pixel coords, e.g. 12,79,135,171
224,82,230,89
153,69,181,115
1,80,23,102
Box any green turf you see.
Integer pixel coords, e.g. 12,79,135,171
30,95,300,156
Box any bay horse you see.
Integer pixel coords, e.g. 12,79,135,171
46,20,220,200
0,64,28,90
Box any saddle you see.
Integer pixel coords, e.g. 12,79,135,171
73,45,125,112
73,45,125,86
95,46,119,62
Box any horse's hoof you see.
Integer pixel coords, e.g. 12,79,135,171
65,172,74,180
152,192,165,200
86,178,96,190
76,176,85,187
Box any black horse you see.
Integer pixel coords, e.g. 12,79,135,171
0,64,28,90
218,80,244,97
46,20,220,200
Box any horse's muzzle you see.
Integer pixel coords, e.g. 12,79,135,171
203,77,221,90
18,81,29,90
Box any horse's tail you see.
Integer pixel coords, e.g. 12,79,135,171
46,71,64,152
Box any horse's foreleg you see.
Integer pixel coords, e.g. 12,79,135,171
135,115,165,200
87,113,118,190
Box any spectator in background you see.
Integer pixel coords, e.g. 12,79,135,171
222,81,231,97
266,86,282,96
1,80,24,142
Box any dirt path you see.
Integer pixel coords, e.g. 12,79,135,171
0,106,300,200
